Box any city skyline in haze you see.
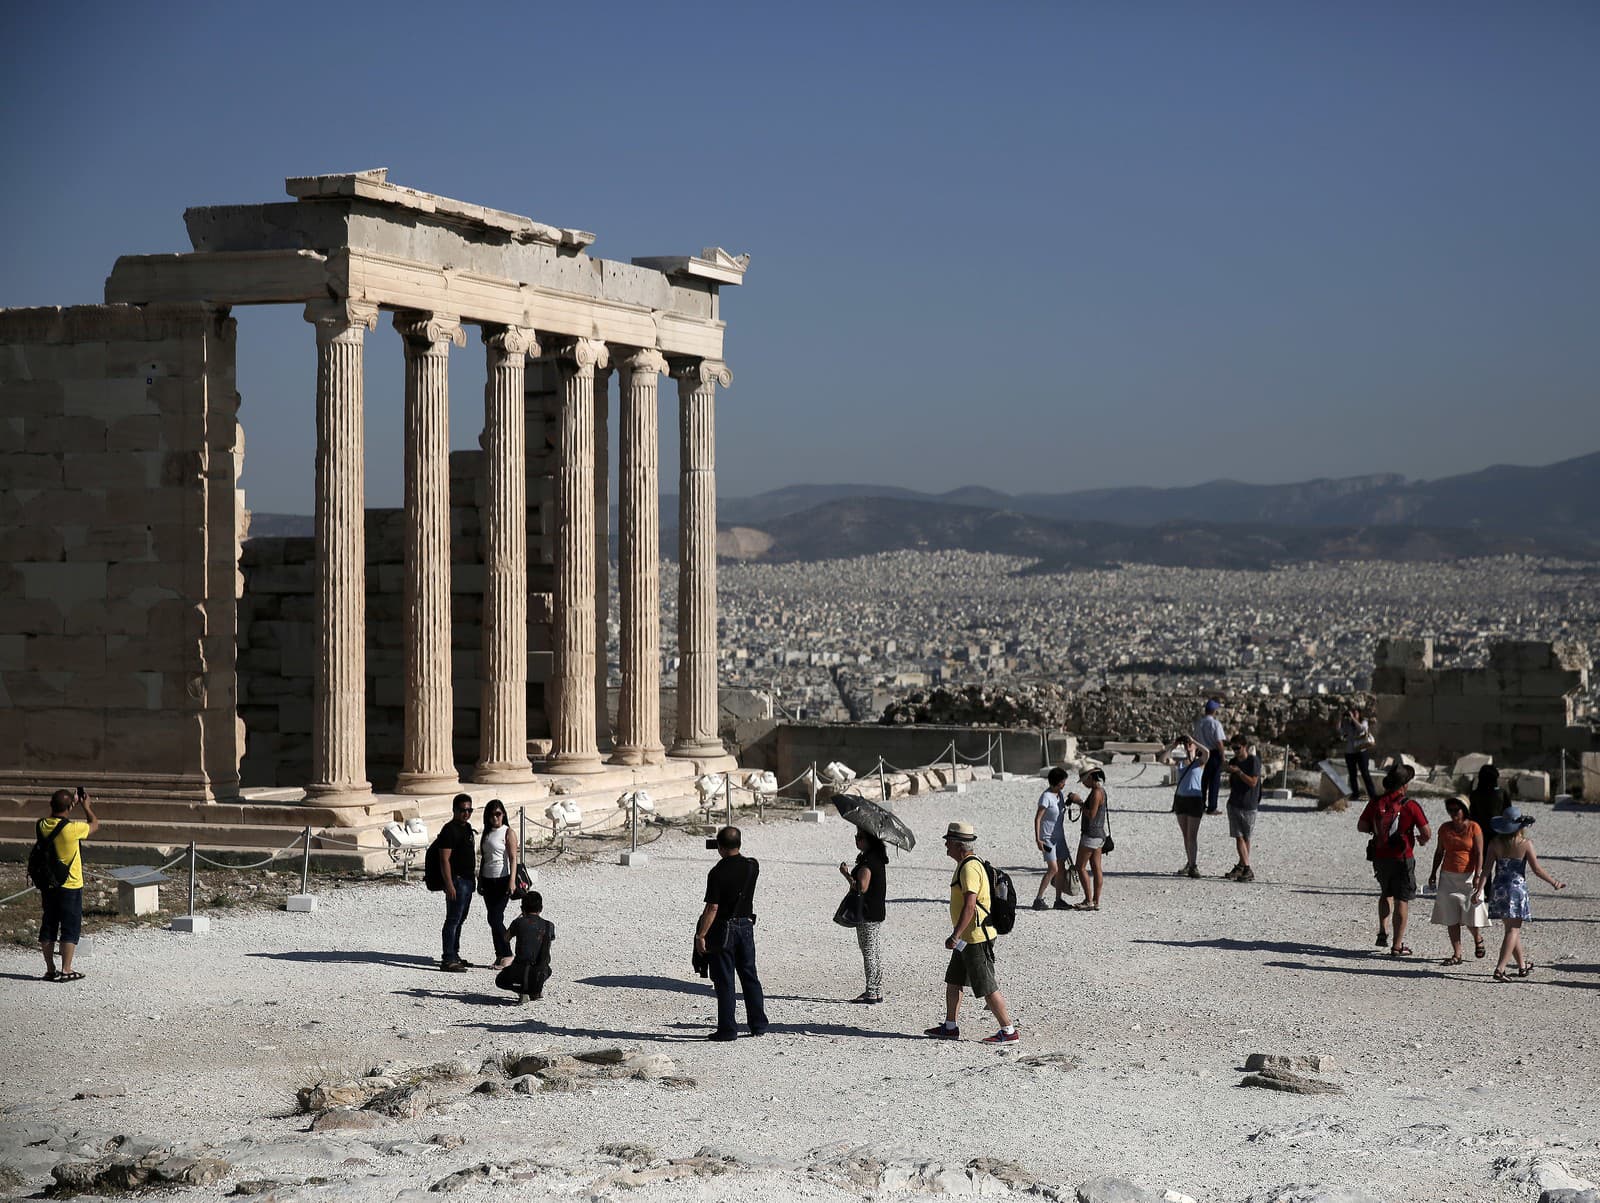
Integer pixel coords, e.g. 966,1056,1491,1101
3,1,1597,514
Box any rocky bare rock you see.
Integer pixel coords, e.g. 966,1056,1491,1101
1239,1067,1344,1095
1245,1053,1337,1074
50,1147,230,1196
1076,1175,1168,1203
308,1108,383,1133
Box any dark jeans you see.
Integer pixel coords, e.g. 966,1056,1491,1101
708,918,768,1036
479,874,512,960
1344,752,1378,801
39,887,83,945
441,876,474,963
1201,753,1223,811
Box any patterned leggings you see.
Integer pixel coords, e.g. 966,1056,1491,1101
855,921,883,995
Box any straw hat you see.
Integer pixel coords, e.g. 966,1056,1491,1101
943,821,977,844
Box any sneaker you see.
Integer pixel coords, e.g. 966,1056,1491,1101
1052,899,1074,910
1186,865,1201,879
1032,898,1049,911
1222,864,1243,881
706,1030,737,1042
1236,867,1255,883
516,992,530,1005
440,960,468,973
923,1023,960,1040
1205,807,1219,815
1174,865,1192,877
981,1028,1021,1045
864,995,884,1005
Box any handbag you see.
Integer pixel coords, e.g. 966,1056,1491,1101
1101,804,1115,856
833,890,864,928
510,863,532,900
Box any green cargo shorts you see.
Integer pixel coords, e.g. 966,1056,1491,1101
944,940,999,998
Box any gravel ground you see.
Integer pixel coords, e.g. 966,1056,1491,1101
1,766,1596,1202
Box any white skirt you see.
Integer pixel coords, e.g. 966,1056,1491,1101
1430,868,1487,928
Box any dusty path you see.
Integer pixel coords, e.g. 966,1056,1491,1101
1,767,1596,1201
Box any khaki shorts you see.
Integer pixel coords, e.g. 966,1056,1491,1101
944,941,999,998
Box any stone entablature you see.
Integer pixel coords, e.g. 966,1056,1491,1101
107,168,745,362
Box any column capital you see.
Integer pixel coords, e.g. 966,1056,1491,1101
550,336,610,376
482,324,540,358
392,310,467,349
618,347,668,377
669,358,733,389
304,299,379,342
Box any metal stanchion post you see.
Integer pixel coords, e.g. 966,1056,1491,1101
621,792,648,866
996,732,1009,780
289,825,318,912
801,762,824,823
725,780,734,827
879,757,889,804
171,841,209,933
946,740,965,794
519,806,527,856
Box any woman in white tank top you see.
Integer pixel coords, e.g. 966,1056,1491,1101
479,799,520,969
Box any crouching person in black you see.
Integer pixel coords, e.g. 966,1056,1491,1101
696,826,769,1041
495,892,553,1004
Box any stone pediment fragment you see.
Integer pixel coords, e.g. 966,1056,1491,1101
284,167,595,248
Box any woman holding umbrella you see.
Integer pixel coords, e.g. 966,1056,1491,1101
839,829,889,1003
830,794,915,1005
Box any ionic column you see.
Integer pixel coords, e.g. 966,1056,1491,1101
547,337,609,773
394,311,466,795
594,362,613,752
475,325,539,784
612,348,668,765
669,359,732,759
304,300,378,801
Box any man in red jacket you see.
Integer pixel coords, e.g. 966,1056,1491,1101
1357,764,1431,957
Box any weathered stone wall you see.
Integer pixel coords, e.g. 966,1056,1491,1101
1369,637,1590,765
0,303,244,801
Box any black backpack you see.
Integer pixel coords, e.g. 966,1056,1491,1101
423,831,447,892
28,818,77,891
961,856,1017,937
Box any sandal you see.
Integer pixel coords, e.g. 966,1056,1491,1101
1441,955,1463,966
1474,937,1486,959
1389,945,1413,958
42,968,59,982
1492,969,1509,982
56,971,84,983
1517,963,1535,978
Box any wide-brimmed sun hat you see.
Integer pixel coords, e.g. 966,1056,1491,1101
944,821,977,843
1491,805,1535,835
1444,794,1470,817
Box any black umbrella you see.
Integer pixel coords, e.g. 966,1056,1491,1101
831,793,916,851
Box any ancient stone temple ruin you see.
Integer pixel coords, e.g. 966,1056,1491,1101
0,170,748,865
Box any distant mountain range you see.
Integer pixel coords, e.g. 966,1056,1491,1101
696,450,1600,566
250,450,1600,567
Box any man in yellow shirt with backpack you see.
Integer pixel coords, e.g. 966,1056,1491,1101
31,787,98,982
924,821,1018,1044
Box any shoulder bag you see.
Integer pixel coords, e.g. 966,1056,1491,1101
1101,801,1115,856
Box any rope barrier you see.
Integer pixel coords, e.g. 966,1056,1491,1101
0,885,36,906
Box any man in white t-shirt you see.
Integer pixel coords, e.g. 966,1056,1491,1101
1191,699,1227,815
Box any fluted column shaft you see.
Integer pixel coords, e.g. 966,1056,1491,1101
476,325,538,783
548,338,609,773
670,359,731,758
305,300,377,800
395,311,466,795
612,349,668,764
594,364,613,751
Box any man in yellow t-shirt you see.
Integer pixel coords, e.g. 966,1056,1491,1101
924,821,1017,1044
37,788,98,982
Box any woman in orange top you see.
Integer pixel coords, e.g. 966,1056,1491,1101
1427,795,1487,964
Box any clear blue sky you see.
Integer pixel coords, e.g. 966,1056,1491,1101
4,1,1597,514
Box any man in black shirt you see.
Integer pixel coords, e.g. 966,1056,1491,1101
438,794,477,971
695,826,769,1041
1222,736,1262,883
